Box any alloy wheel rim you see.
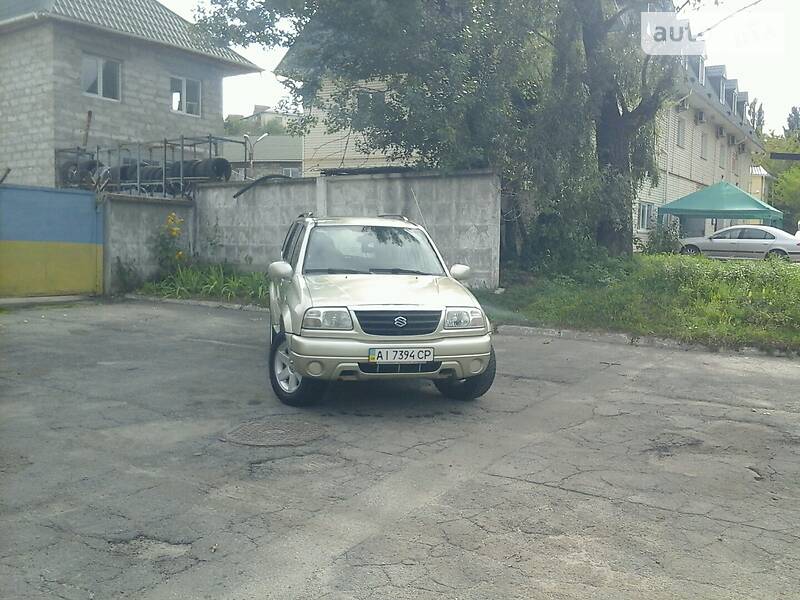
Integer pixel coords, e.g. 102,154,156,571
274,339,301,393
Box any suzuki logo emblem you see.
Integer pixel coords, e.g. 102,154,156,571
394,316,408,328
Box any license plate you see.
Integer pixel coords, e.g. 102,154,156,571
368,348,434,363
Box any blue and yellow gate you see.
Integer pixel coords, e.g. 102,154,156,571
0,185,103,297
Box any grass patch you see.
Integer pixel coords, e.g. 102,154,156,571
140,264,269,307
476,255,800,353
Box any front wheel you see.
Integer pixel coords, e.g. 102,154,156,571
268,333,325,406
435,348,496,401
681,245,700,256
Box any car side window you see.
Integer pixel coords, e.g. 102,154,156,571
739,229,770,240
711,230,733,240
287,225,306,268
281,224,298,260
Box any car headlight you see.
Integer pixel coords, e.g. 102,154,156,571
444,307,485,329
302,307,353,330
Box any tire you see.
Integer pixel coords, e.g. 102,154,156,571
680,245,700,256
434,347,496,401
268,333,325,406
766,249,789,261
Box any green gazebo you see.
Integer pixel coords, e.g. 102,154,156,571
659,182,783,225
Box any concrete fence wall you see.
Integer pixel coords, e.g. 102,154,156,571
104,169,501,292
103,194,194,292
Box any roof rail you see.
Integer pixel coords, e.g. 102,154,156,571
378,214,409,221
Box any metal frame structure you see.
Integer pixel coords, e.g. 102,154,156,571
55,134,248,197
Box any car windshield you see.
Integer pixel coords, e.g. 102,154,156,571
303,225,445,276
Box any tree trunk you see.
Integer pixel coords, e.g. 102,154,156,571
594,90,634,256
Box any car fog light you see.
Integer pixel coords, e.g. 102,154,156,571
307,361,324,376
470,359,484,374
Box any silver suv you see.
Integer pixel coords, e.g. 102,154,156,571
267,215,495,406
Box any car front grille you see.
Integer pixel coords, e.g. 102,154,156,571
358,361,442,374
354,310,442,336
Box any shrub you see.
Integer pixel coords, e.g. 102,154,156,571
478,254,800,352
643,220,682,255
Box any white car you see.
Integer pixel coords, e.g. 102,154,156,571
680,225,800,262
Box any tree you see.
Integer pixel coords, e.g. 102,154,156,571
771,165,800,234
786,106,800,137
748,98,765,136
199,1,695,257
224,116,287,137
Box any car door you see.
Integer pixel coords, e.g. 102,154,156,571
735,228,773,259
704,229,738,259
272,223,301,318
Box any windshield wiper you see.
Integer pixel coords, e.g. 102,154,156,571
304,268,370,274
369,268,435,275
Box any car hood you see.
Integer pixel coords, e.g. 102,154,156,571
304,274,478,308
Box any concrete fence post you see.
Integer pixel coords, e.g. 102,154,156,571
316,176,328,217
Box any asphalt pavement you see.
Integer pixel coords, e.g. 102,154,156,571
1,300,798,599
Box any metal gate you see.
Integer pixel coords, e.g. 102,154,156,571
0,185,103,297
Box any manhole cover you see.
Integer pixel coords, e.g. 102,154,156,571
222,418,326,447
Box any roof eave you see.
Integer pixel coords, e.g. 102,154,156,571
31,13,261,75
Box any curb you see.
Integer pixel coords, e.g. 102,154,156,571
0,295,95,309
124,294,269,313
495,324,795,359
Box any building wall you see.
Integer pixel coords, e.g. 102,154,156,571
749,174,769,200
0,24,57,187
0,21,228,187
52,22,226,155
303,80,397,175
636,101,754,238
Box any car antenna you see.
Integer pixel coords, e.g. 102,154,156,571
410,187,429,231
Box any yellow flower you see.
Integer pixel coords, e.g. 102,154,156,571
176,250,185,260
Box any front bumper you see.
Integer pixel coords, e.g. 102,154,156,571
287,333,492,381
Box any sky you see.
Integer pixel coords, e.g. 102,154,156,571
160,0,798,134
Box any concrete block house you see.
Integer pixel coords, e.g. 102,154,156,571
0,0,259,187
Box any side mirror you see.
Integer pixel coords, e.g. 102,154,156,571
450,264,471,281
268,261,294,281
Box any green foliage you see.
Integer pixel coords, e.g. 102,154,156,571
642,219,682,255
786,106,800,136
198,0,682,256
477,255,800,352
141,264,270,306
154,212,188,276
224,116,287,137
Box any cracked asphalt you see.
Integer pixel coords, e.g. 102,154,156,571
1,300,799,599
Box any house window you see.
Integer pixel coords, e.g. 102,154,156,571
81,55,120,100
170,77,201,116
637,203,655,231
698,57,705,85
282,167,301,178
676,118,686,148
719,143,727,169
354,90,386,127
700,132,708,159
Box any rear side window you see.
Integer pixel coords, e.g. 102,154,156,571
287,225,306,268
738,229,773,240
281,224,299,260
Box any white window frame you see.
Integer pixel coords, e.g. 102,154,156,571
700,132,708,160
81,54,121,102
282,167,301,178
697,57,705,85
637,202,655,231
676,118,686,148
170,76,202,117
